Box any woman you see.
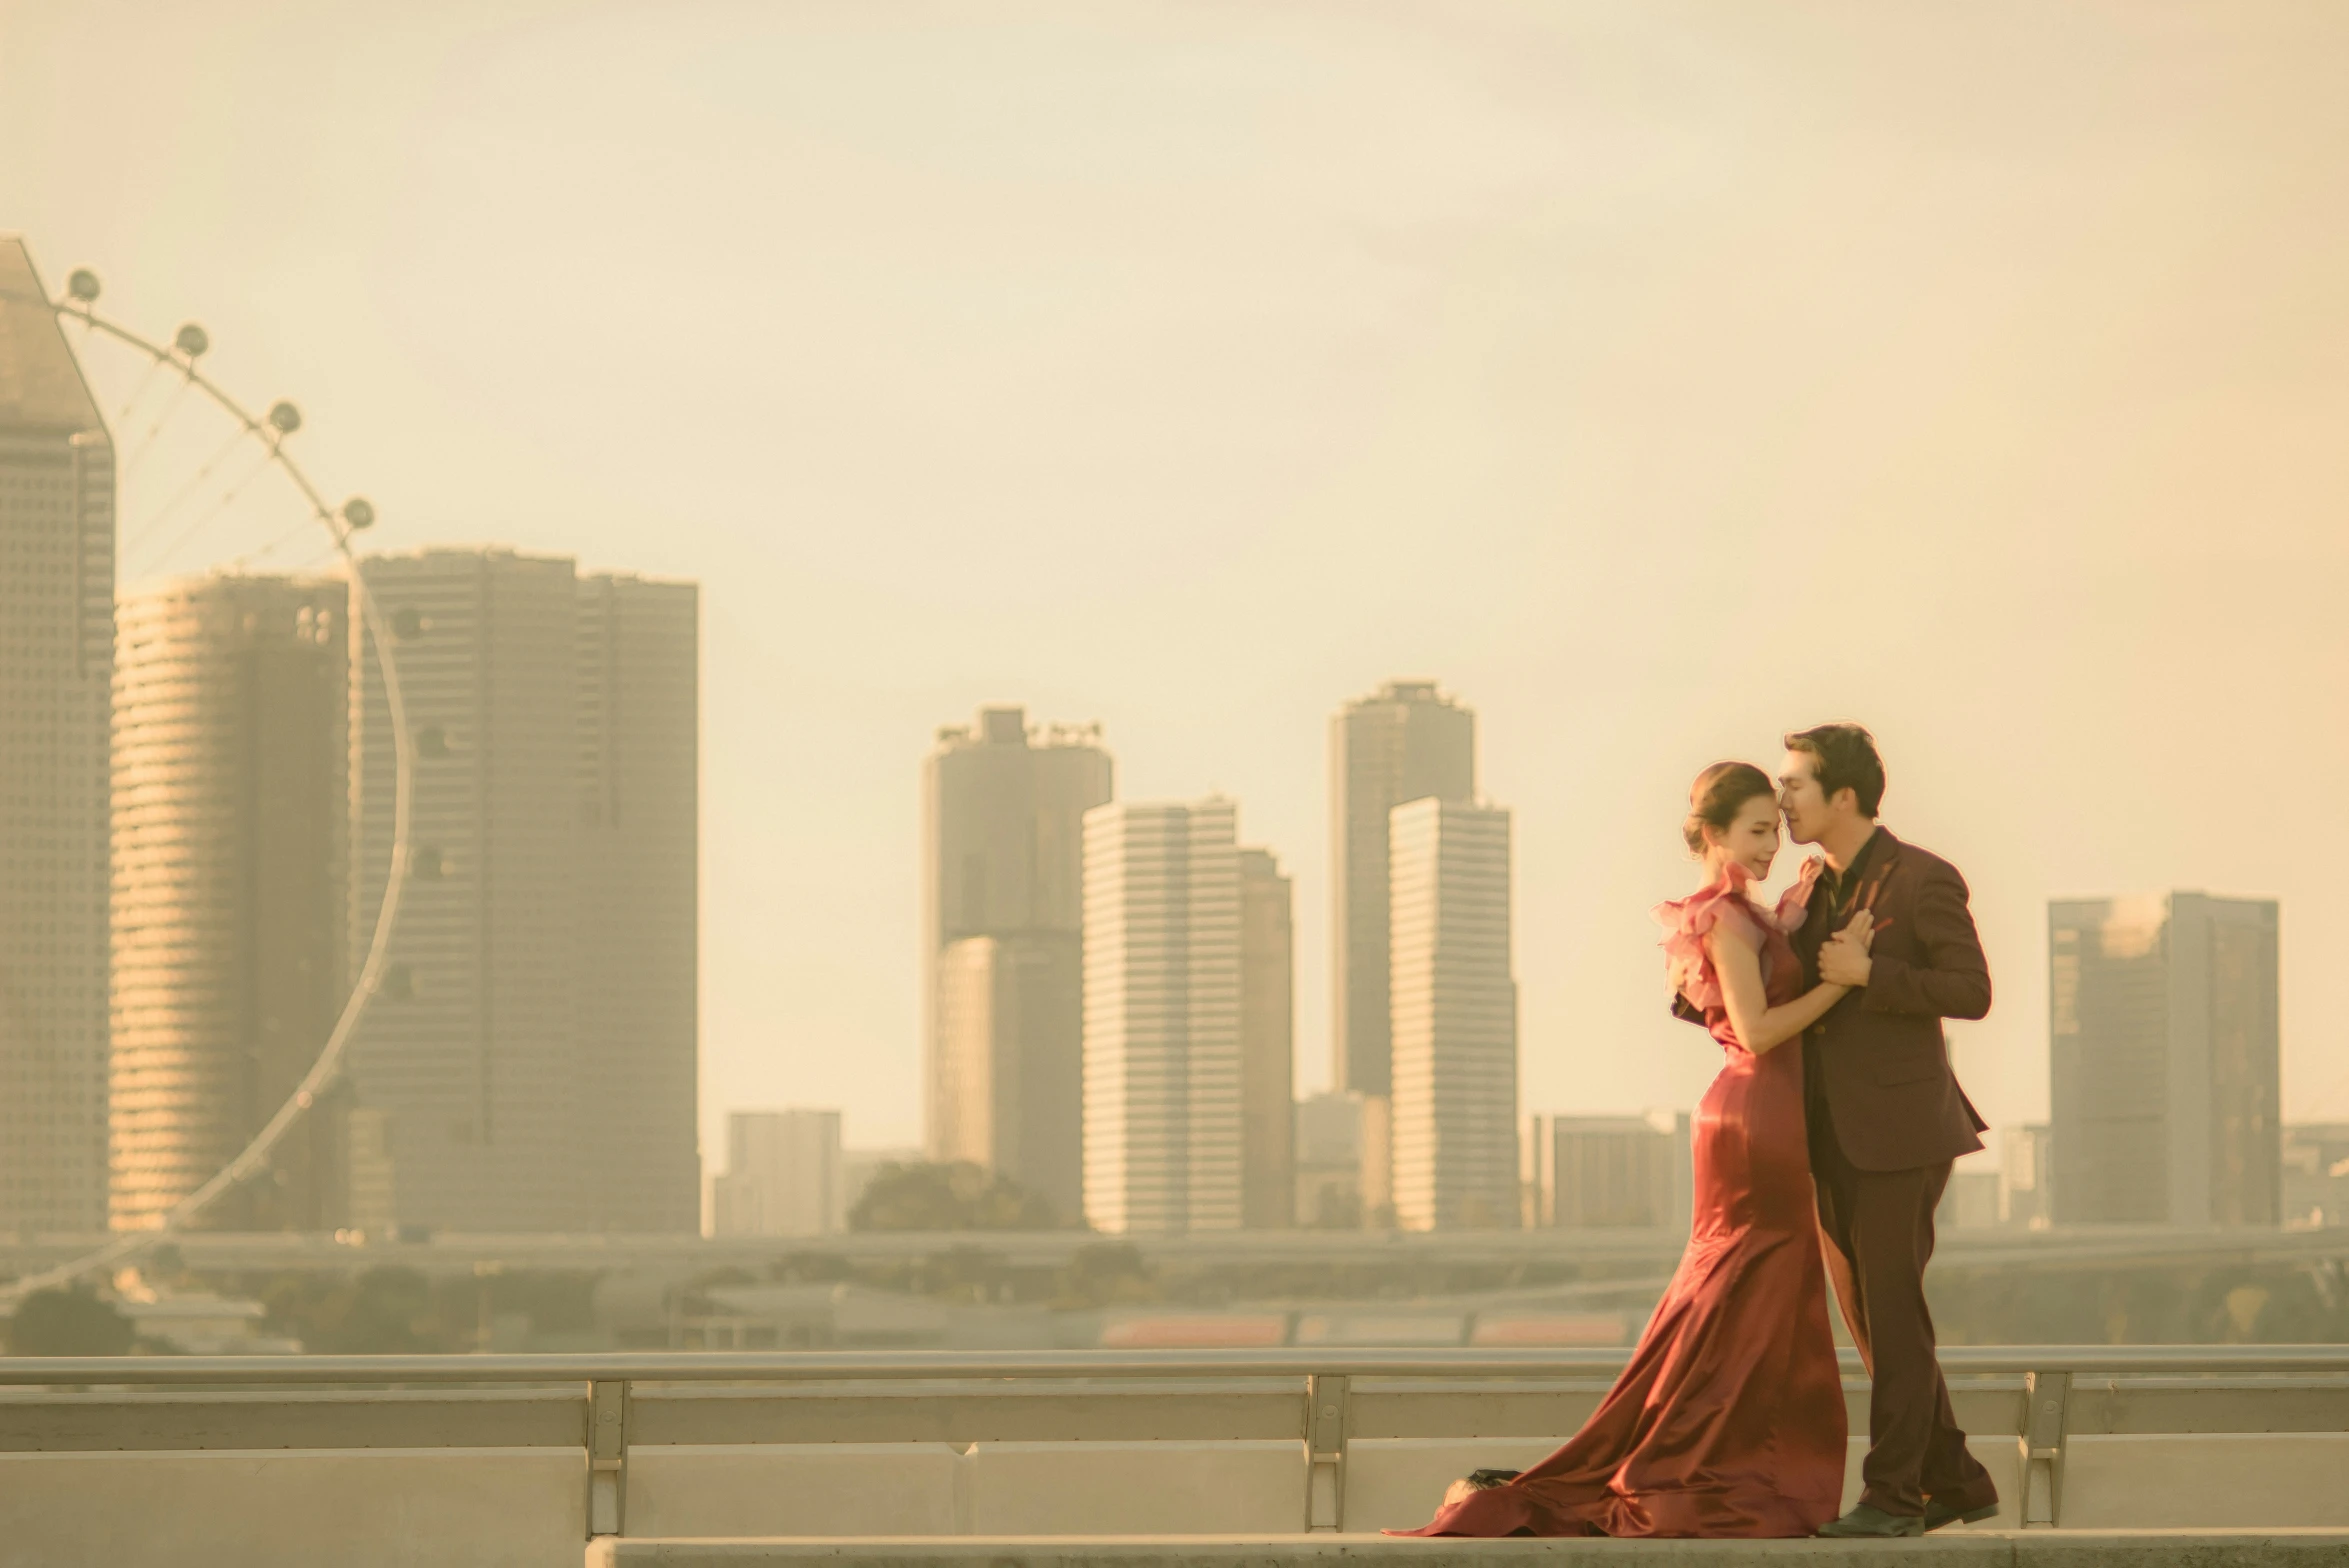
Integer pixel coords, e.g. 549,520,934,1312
1389,761,1864,1538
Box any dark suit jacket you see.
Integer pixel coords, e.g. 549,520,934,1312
1790,829,1989,1172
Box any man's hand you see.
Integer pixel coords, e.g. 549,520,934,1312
1820,908,1874,988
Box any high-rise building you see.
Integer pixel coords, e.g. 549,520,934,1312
0,237,114,1234
2050,893,2281,1228
1238,848,1295,1229
1524,1112,1692,1232
1330,680,1474,1221
1081,798,1243,1236
573,572,700,1231
111,575,350,1232
1388,797,1518,1231
347,549,699,1233
932,933,1083,1218
1328,681,1475,1100
710,1109,843,1237
922,707,1110,1222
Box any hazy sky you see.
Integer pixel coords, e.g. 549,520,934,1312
6,1,2348,1162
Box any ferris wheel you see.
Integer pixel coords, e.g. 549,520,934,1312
0,264,416,1300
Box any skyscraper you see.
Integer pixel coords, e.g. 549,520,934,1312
1328,682,1476,1099
111,575,350,1232
932,933,1083,1209
922,707,1110,1222
347,549,699,1232
573,572,700,1232
1081,797,1243,1235
2049,893,2281,1228
1388,797,1519,1231
1237,847,1295,1229
0,237,114,1234
1329,680,1474,1221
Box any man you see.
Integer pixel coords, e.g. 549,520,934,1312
1780,723,2000,1537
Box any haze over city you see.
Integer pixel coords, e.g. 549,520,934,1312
7,0,2348,1165
16,7,2349,1560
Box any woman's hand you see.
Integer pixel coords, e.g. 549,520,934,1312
1819,909,1874,987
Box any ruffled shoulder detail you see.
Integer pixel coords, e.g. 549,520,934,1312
1772,855,1828,934
1652,867,1764,1015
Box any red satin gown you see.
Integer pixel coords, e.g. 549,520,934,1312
1391,862,1846,1538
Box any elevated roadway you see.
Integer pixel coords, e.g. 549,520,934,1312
7,1224,2346,1277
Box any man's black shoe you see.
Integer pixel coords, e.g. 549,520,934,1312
1923,1499,2000,1532
1816,1504,1925,1538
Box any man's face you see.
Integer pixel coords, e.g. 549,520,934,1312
1778,748,1832,845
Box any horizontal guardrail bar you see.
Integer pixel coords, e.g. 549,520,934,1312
0,1387,588,1451
3,1344,2348,1387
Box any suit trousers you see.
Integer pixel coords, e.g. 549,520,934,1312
1809,1137,1998,1517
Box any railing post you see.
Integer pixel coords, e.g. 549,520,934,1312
2017,1369,2069,1529
1304,1372,1349,1532
587,1378,631,1538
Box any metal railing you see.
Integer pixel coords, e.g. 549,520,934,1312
2,1345,2345,1537
6,1343,2348,1385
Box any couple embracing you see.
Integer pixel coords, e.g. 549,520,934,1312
1395,724,2001,1540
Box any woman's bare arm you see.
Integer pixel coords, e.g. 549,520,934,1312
1706,915,1849,1056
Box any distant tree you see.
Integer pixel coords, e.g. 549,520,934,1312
259,1266,602,1353
848,1161,1060,1232
270,1266,442,1354
6,1285,135,1356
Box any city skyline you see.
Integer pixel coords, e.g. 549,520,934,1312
77,587,2325,1239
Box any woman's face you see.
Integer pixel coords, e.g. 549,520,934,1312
1709,792,1781,882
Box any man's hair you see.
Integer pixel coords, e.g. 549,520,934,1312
1784,723,1885,818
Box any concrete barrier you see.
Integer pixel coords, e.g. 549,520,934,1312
627,1444,966,1537
0,1447,584,1568
2060,1435,2349,1530
967,1441,1306,1535
0,1349,2342,1559
1343,1439,1573,1534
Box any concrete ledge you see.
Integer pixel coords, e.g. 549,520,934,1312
968,1442,1305,1534
628,1444,966,1537
2061,1436,2349,1528
583,1533,2349,1568
0,1448,584,1568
